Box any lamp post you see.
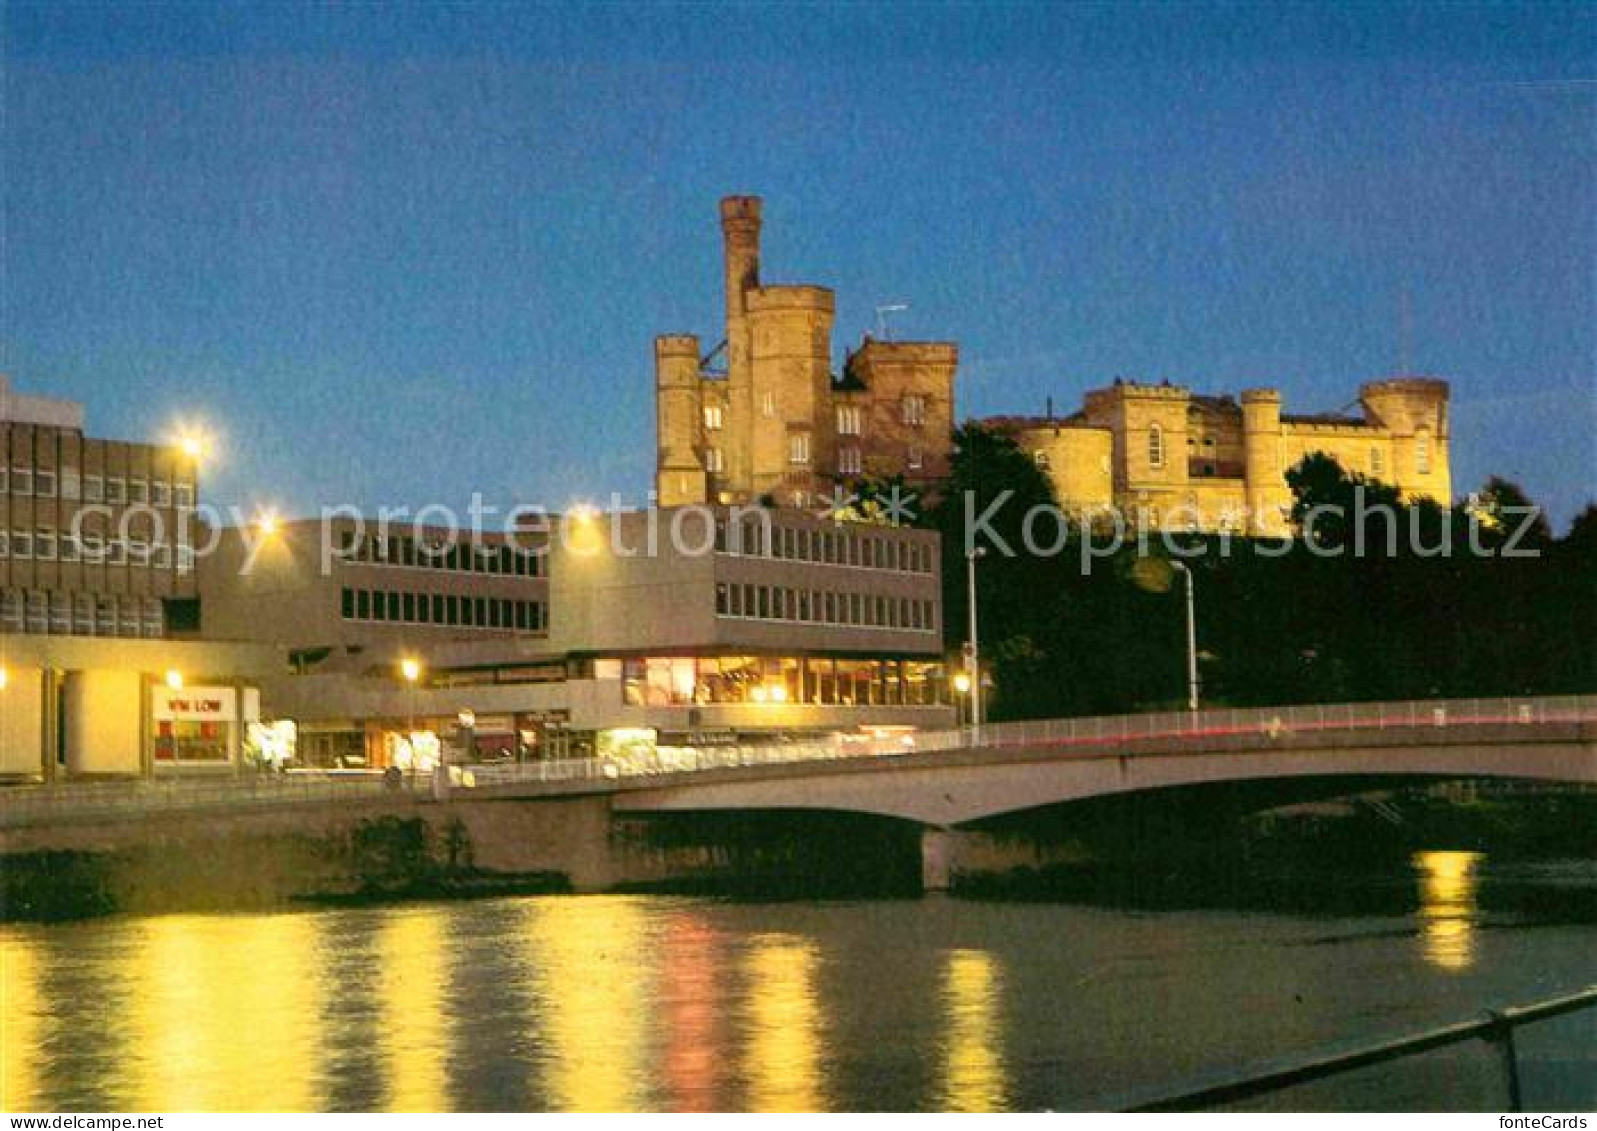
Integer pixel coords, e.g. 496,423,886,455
966,546,986,743
1170,561,1199,713
951,670,972,728
399,658,422,779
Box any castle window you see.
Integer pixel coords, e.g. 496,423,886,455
761,391,776,418
1033,450,1051,471
1415,428,1432,475
1370,447,1384,476
703,404,723,431
837,405,862,435
907,446,923,471
1148,425,1166,469
788,432,810,465
901,395,926,426
838,447,862,476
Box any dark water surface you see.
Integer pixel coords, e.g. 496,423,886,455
3,851,1593,1112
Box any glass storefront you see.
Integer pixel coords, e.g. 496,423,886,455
150,684,257,767
620,656,948,708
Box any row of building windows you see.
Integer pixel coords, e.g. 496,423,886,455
339,587,546,633
338,533,544,577
619,654,948,708
0,588,165,637
707,396,930,432
0,529,192,571
715,581,937,633
714,518,935,573
1,467,195,507
702,442,923,475
1144,425,1429,479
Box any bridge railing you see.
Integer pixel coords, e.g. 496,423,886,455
3,693,1592,826
966,693,1597,754
0,771,395,829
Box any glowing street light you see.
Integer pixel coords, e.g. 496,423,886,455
0,666,9,692
255,509,280,537
164,669,184,691
399,657,423,747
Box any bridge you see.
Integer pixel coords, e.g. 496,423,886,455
2,694,1592,902
4,695,1594,832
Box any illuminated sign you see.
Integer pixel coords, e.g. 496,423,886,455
152,686,238,722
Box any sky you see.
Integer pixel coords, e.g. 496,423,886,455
5,1,1594,527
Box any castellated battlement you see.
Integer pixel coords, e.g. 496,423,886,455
746,285,836,314
1240,388,1281,404
719,195,762,225
1110,380,1191,400
654,333,701,357
1360,376,1449,401
853,339,959,366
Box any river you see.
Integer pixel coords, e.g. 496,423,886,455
2,850,1593,1112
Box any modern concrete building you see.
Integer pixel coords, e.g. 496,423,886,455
1,376,279,780
1,375,201,638
987,376,1453,536
211,507,953,768
655,196,959,509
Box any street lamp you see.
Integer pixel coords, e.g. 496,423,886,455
1170,561,1199,713
966,545,987,743
951,670,972,727
165,669,184,691
399,657,422,738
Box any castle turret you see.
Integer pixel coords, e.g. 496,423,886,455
721,196,762,493
746,284,834,503
655,333,707,506
1241,388,1288,535
1359,378,1451,503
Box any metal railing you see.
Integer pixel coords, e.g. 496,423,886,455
1121,985,1597,1112
3,693,1593,828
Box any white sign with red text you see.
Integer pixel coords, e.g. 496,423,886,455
152,686,238,723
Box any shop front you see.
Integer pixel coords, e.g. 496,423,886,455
150,682,261,771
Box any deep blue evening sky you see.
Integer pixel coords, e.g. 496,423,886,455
5,1,1593,525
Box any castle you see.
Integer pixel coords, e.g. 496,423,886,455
989,377,1452,536
653,196,1452,535
655,196,959,508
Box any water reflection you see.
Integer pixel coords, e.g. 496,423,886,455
1,933,41,1111
378,908,449,1112
1415,850,1482,971
521,898,655,1112
940,949,1007,1111
742,935,823,1112
658,913,725,1111
130,914,320,1110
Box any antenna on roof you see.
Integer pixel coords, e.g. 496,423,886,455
875,303,908,341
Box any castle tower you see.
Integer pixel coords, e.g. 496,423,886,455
1240,388,1288,535
1359,377,1451,503
746,285,835,503
721,196,762,495
655,333,707,506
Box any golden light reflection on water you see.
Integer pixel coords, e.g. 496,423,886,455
940,949,1008,1112
1,933,41,1112
378,908,450,1112
742,934,823,1113
1416,850,1482,971
129,914,320,1111
521,898,655,1113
